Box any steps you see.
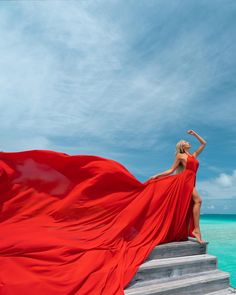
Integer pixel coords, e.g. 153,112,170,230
124,237,236,294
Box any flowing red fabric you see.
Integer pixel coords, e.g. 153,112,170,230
0,149,199,295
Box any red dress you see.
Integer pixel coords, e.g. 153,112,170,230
0,150,199,295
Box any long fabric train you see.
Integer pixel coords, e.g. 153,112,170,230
0,149,198,295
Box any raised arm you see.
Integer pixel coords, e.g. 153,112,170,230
187,130,207,158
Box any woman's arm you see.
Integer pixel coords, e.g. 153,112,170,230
187,130,207,157
148,154,182,180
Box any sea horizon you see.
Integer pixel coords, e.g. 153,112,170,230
201,213,236,215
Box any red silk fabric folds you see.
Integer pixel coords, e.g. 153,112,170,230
0,150,198,295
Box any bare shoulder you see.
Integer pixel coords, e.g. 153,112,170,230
176,153,189,166
176,153,184,159
175,153,185,162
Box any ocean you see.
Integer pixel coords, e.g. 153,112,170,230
200,214,236,288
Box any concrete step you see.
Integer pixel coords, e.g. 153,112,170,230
124,269,230,295
145,238,208,261
128,254,217,285
206,286,236,294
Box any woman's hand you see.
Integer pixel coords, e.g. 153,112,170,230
187,129,197,136
187,129,207,147
148,174,160,180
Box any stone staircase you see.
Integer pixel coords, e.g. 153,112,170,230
124,237,236,295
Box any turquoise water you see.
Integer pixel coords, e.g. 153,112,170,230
200,214,236,288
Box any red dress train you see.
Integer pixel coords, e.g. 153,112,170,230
0,150,199,295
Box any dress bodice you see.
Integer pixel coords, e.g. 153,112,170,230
185,154,199,174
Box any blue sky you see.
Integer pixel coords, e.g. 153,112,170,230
0,0,236,214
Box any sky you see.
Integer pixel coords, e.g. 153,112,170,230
0,0,236,214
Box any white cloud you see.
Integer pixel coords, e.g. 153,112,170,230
0,1,216,154
215,172,234,187
206,205,215,210
198,169,236,199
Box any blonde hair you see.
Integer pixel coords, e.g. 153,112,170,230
174,139,186,174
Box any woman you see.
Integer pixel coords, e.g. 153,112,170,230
0,131,206,294
148,129,207,244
